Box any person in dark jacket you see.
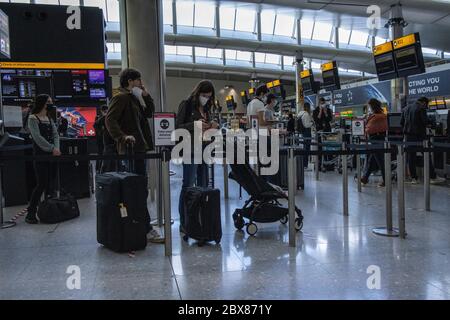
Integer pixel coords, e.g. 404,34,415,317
401,97,443,184
105,68,163,243
26,94,61,224
56,112,69,137
313,97,333,132
93,105,108,173
176,80,218,232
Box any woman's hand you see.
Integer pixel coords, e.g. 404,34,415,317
52,148,62,156
210,121,220,129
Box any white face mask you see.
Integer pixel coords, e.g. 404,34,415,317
199,96,210,107
131,86,143,97
262,96,268,104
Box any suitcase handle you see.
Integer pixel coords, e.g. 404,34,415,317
126,142,135,173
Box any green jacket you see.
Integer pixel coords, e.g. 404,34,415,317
106,88,155,154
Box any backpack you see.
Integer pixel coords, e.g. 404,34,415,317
296,113,305,134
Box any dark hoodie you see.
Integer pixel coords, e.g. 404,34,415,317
400,101,429,139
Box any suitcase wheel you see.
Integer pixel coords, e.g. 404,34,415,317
197,240,206,247
280,216,288,225
246,223,258,236
234,216,245,230
183,235,189,242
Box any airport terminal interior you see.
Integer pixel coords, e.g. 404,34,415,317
1,0,450,300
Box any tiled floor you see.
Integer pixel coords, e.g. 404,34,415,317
1,164,450,300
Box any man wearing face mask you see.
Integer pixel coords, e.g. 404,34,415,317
247,85,269,129
106,68,163,243
313,97,333,132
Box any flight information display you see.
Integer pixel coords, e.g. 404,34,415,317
0,9,10,59
300,69,318,94
392,33,425,77
1,68,109,103
373,41,397,81
321,61,340,92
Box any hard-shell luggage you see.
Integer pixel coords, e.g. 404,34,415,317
95,172,149,253
269,153,304,190
182,187,221,246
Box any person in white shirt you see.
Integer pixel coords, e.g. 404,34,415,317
297,102,314,168
260,94,279,133
247,84,269,129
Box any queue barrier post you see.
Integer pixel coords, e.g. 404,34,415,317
397,144,407,239
342,142,349,216
373,142,399,237
424,140,431,212
287,148,296,247
161,149,172,256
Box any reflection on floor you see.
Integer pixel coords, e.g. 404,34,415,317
1,164,450,300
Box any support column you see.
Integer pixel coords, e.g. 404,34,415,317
294,50,304,114
257,11,262,42
387,3,407,112
119,0,167,218
334,27,339,49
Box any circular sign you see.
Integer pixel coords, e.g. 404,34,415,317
160,119,170,130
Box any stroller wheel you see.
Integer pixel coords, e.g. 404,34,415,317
234,216,245,230
280,216,288,225
246,223,258,236
295,218,303,231
183,235,189,242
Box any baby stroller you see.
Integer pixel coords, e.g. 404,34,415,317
229,163,304,236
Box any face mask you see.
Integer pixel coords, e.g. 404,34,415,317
199,96,209,107
131,86,143,97
46,103,54,108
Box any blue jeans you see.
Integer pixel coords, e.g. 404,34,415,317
178,162,209,228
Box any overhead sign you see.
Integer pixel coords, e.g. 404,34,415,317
321,61,341,92
300,69,318,94
373,42,393,56
154,113,176,147
393,32,425,78
407,69,450,100
373,42,397,81
300,70,311,78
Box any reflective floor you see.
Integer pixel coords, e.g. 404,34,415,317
1,164,450,300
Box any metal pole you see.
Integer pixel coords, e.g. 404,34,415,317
373,142,399,237
342,142,349,216
0,166,16,229
161,150,172,256
397,144,407,239
356,154,362,192
223,161,229,200
424,140,431,211
314,131,319,181
288,148,296,247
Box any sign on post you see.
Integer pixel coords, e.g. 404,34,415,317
352,119,365,136
154,113,176,147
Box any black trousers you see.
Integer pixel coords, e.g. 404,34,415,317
363,135,385,183
406,135,437,180
28,161,56,213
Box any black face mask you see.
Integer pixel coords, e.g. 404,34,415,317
46,103,54,109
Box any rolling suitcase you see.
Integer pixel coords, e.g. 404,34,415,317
95,146,149,253
182,187,222,246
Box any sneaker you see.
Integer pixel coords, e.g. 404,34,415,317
377,182,385,188
430,177,446,185
407,178,419,185
360,177,369,185
147,229,165,244
25,213,39,224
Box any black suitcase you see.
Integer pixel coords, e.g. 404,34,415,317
95,172,149,253
182,187,222,246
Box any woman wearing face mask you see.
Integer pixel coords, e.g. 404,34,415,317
176,80,219,233
360,98,388,187
26,94,61,224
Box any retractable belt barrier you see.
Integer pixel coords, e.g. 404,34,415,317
1,141,449,250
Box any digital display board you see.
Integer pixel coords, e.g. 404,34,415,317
240,90,249,106
321,61,340,92
58,106,98,137
226,95,235,111
300,69,319,94
0,9,10,59
392,33,425,78
373,41,397,81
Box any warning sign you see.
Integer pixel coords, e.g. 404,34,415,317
154,113,176,147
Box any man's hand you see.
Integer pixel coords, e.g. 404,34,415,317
141,85,150,97
124,135,136,144
52,148,62,156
